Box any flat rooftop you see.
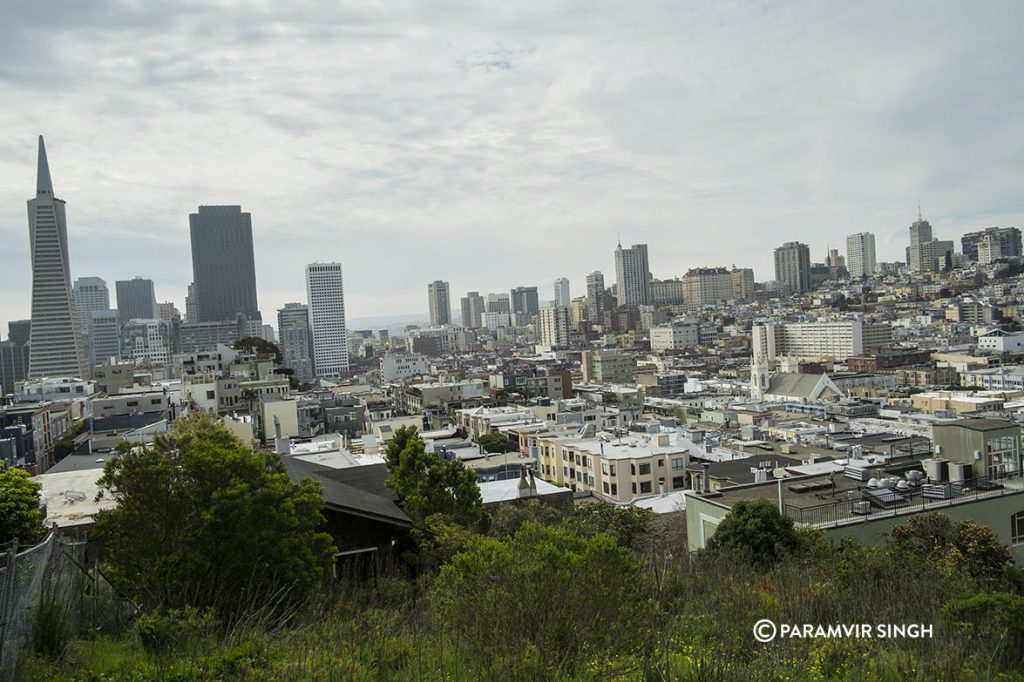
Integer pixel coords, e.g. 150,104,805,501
690,462,1024,528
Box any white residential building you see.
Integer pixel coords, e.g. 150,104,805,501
538,306,572,349
753,319,892,362
380,353,430,383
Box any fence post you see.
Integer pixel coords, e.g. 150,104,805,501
0,540,19,675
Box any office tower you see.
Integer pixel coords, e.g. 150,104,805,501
486,293,510,314
8,320,31,347
908,216,933,273
115,277,158,321
427,280,451,327
846,232,877,278
158,302,180,321
586,271,605,321
460,291,485,329
553,278,571,308
73,277,109,332
773,241,811,292
510,286,540,317
185,282,199,322
306,262,348,377
0,322,31,395
87,309,121,367
27,136,88,379
189,205,261,323
538,306,572,348
962,227,1022,262
277,303,314,382
614,242,650,306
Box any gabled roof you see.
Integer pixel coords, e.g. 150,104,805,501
282,458,412,527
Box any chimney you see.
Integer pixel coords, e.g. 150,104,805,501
517,467,531,498
658,477,665,497
702,463,711,493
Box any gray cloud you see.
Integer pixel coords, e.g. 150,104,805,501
1,0,1023,327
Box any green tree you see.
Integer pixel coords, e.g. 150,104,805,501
477,432,515,453
573,503,654,551
431,522,649,675
92,413,335,619
706,498,799,570
888,511,1012,587
0,464,46,545
384,426,490,533
489,499,567,538
232,336,283,364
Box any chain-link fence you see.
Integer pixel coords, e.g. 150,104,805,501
0,530,134,679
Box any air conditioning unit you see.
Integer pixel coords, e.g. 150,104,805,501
949,462,970,483
851,500,872,515
923,458,949,482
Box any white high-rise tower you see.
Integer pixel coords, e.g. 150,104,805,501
846,232,877,278
305,262,348,377
553,277,571,307
27,136,87,379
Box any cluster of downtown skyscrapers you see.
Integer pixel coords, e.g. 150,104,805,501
6,135,1022,396
2,136,350,394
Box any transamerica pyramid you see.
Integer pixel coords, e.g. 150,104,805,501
27,135,87,379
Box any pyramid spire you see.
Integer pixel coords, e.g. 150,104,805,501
37,135,53,196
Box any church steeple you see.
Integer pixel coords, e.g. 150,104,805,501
37,135,53,196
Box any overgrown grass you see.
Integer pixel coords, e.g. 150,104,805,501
17,522,1024,681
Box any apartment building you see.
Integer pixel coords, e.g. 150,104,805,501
557,430,691,503
650,322,700,352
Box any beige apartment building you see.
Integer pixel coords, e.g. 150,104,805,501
537,429,691,503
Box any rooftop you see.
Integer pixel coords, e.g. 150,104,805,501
939,418,1021,432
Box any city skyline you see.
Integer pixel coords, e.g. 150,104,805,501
1,2,1023,329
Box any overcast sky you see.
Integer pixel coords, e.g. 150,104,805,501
2,0,1023,330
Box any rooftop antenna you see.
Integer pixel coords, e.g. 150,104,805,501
918,199,922,222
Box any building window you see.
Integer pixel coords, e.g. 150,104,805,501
1013,512,1024,544
611,484,618,495
640,481,652,494
609,464,616,476
630,464,636,476
672,476,685,489
657,459,663,467
601,463,609,475
631,483,637,494
639,463,651,475
671,458,684,470
603,482,609,494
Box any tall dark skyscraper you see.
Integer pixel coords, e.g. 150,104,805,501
189,205,261,324
115,277,158,320
510,286,540,317
27,136,87,378
1,321,31,396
